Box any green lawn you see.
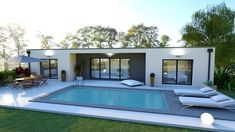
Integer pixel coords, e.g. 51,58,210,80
0,107,203,132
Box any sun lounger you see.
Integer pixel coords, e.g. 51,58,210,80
179,94,235,109
174,87,218,97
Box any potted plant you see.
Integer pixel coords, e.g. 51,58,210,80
61,70,66,82
204,80,217,90
150,73,155,87
74,61,84,80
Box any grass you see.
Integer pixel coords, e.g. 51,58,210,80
0,107,203,132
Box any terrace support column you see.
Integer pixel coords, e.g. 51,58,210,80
27,50,31,75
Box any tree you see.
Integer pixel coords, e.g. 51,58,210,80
8,23,27,55
118,32,130,48
181,3,235,65
160,35,170,47
57,33,73,49
104,27,118,48
37,32,54,49
92,26,107,48
0,26,10,70
73,26,95,48
127,24,159,48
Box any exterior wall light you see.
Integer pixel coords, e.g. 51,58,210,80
107,53,113,57
171,49,185,57
45,50,54,57
200,113,214,125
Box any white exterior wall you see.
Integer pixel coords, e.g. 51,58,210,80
29,47,215,88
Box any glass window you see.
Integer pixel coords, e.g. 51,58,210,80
163,60,177,84
90,58,131,80
162,60,193,85
177,60,193,85
121,59,130,79
100,59,109,79
91,58,99,78
111,59,120,79
40,59,58,79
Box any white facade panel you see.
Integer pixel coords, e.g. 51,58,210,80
29,47,215,88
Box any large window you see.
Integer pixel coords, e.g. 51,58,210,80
162,60,193,85
91,58,130,79
40,59,58,79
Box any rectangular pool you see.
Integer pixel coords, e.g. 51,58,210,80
33,86,168,113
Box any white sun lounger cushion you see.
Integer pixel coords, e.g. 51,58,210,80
120,79,144,87
211,94,230,102
200,87,214,93
174,88,217,97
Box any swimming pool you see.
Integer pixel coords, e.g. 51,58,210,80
33,86,168,113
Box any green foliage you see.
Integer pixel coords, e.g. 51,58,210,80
160,35,170,47
181,3,235,66
0,70,17,85
126,23,159,48
56,33,73,49
214,66,235,90
204,80,214,86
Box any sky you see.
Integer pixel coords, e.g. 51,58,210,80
0,0,235,49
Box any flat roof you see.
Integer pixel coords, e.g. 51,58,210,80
27,47,215,51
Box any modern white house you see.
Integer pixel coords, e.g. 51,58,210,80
27,47,215,88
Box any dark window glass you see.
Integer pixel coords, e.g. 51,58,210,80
111,59,120,79
100,59,109,79
40,59,58,79
162,60,193,85
121,59,130,79
91,58,99,78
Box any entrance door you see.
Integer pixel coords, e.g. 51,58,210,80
40,59,58,79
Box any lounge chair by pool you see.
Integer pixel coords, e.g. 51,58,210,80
179,94,235,109
174,87,218,97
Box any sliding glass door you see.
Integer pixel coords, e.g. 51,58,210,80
91,58,130,80
162,59,193,85
40,59,58,79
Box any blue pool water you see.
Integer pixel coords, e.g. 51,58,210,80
38,86,168,112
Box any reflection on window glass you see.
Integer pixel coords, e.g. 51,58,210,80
163,60,176,84
91,58,99,78
100,59,109,79
121,59,130,79
111,59,120,79
40,59,58,79
90,58,131,80
162,60,193,85
177,60,192,84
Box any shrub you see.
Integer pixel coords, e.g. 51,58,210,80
214,66,235,91
0,70,17,85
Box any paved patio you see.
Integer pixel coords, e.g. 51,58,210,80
0,80,235,131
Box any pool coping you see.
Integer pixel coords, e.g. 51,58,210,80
31,85,170,114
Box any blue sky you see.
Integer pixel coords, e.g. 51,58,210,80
0,0,234,48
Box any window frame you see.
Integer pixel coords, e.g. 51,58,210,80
90,58,131,80
162,59,193,85
40,59,58,79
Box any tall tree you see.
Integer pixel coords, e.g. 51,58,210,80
159,35,170,47
118,32,130,48
37,32,54,49
0,26,10,70
127,24,159,48
74,26,95,48
93,26,107,48
104,27,118,48
181,3,235,65
8,23,27,55
57,33,73,49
